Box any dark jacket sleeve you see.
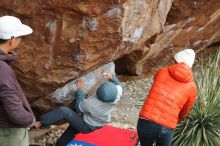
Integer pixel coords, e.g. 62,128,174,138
75,90,86,113
109,76,121,86
0,83,35,127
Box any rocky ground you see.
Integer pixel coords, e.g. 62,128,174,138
29,76,154,146
110,77,153,129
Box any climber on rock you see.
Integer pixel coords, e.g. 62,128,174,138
35,72,123,146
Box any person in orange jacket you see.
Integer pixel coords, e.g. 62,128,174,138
137,49,197,146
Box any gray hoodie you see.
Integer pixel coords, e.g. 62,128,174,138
0,50,35,128
77,76,123,127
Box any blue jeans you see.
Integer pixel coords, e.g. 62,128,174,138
137,118,174,146
40,106,98,146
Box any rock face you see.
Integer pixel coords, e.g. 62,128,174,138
0,0,174,112
52,62,115,103
116,0,220,75
32,62,115,113
0,0,219,113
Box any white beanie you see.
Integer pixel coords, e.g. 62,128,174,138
0,16,33,39
174,49,195,68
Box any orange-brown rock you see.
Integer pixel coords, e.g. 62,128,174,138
0,0,174,113
117,0,220,75
0,0,219,113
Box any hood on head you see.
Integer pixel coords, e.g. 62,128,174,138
168,63,193,83
96,81,118,103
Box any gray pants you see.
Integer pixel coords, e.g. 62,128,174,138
0,128,28,146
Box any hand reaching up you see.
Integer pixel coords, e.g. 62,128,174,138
103,72,113,80
76,79,85,90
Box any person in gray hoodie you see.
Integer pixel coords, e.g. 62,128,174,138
0,16,35,146
35,72,123,146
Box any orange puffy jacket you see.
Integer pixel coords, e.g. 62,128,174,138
139,63,197,129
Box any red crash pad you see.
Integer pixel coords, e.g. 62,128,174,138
72,125,139,146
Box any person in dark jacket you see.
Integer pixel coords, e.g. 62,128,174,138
137,49,197,146
0,16,35,146
34,72,123,146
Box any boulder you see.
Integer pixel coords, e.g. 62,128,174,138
116,0,220,75
1,0,220,113
0,0,174,112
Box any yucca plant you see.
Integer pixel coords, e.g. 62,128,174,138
172,49,220,146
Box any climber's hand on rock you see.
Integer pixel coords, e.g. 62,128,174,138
76,79,85,90
103,72,113,80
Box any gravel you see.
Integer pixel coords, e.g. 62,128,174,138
110,77,153,128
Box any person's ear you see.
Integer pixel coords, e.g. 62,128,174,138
9,39,15,47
